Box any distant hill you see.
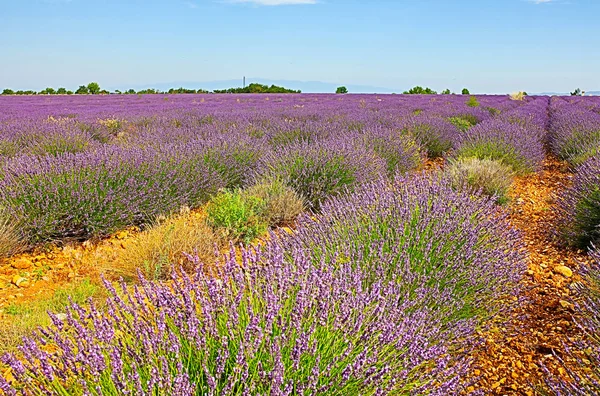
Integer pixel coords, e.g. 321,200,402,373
109,79,399,94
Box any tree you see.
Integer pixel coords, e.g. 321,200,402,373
2,89,14,95
403,86,437,95
441,89,451,95
126,89,136,94
76,85,89,94
136,88,159,94
571,88,582,96
39,87,56,95
336,86,348,94
87,82,101,95
461,88,470,95
56,87,67,95
66,90,73,95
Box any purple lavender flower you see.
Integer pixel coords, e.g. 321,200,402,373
556,153,600,248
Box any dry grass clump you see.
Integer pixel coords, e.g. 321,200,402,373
117,213,220,281
445,157,514,204
509,91,527,101
244,178,305,227
0,208,24,258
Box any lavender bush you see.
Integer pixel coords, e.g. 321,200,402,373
454,119,545,174
0,244,473,395
359,126,424,176
557,154,600,248
254,139,386,210
201,136,267,189
277,174,526,321
400,116,458,158
549,101,600,167
0,119,95,158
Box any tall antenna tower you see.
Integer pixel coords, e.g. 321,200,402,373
243,76,246,88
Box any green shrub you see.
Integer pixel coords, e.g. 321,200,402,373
445,157,514,204
206,190,267,243
570,144,600,168
244,178,305,227
0,140,21,157
486,107,500,116
27,133,91,157
448,116,474,132
466,96,480,107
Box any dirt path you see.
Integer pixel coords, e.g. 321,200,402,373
468,155,591,395
0,228,136,313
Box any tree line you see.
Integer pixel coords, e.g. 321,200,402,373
334,86,473,95
1,82,301,96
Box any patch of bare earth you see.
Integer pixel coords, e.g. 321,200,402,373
467,156,591,395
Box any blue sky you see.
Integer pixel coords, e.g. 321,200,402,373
1,0,598,93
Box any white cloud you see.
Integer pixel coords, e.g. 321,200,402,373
529,0,554,4
185,1,198,8
228,0,317,6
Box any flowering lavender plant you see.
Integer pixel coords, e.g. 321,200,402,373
254,139,386,210
454,119,544,174
277,174,526,321
400,116,458,158
359,126,424,176
0,243,472,395
549,100,600,167
557,153,600,248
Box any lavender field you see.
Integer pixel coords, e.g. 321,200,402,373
0,93,599,395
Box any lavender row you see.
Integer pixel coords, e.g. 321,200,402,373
556,151,600,250
0,144,226,244
0,174,527,394
548,97,600,167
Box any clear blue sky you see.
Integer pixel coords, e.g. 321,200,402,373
1,0,598,93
